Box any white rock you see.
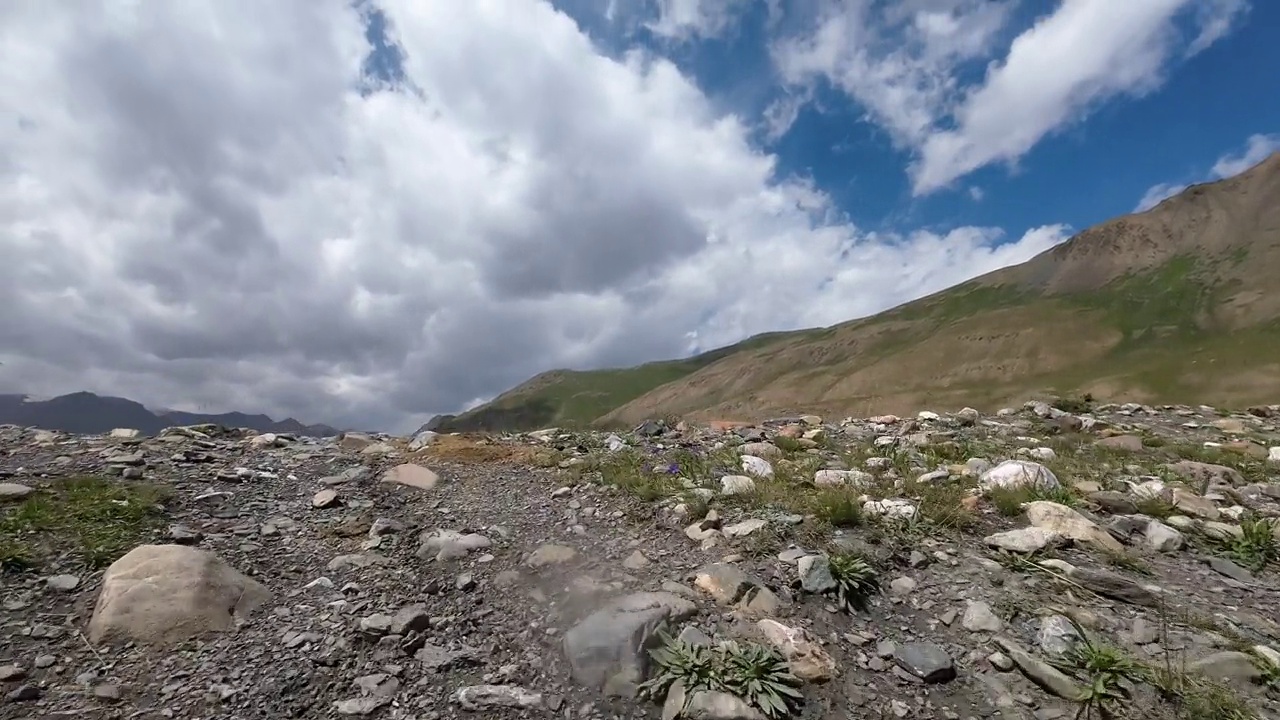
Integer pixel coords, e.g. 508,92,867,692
1143,519,1185,552
862,498,918,521
1268,447,1280,464
0,483,35,502
720,475,756,495
984,527,1066,554
813,469,871,487
979,460,1060,493
109,428,141,439
740,455,774,479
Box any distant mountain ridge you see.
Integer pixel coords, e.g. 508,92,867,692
0,391,340,437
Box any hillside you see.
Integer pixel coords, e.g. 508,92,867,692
430,330,812,432
0,391,340,437
456,151,1280,431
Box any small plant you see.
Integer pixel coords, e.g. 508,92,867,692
1134,494,1178,519
985,483,1077,516
772,436,805,454
720,640,804,719
638,632,721,704
810,488,863,528
1218,516,1278,572
639,632,803,719
1052,624,1145,719
826,552,879,612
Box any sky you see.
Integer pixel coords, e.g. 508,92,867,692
1,0,1277,433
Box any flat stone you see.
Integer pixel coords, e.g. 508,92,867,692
893,642,956,683
0,483,35,502
379,463,440,491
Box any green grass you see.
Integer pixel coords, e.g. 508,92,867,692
0,475,170,571
434,330,812,432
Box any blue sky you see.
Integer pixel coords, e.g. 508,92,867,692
3,0,1278,431
544,0,1279,239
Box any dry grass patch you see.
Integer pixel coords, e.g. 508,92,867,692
416,434,547,464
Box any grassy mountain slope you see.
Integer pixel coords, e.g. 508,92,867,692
431,330,811,431
451,152,1280,431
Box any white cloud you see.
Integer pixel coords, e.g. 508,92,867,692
772,0,1250,194
1134,182,1189,212
1186,0,1250,56
1210,133,1280,178
968,186,984,201
646,0,755,40
0,0,1068,433
774,0,1016,148
1135,132,1278,211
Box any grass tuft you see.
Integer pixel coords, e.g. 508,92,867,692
0,475,170,571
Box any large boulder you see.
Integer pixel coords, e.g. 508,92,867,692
562,591,697,697
88,544,270,646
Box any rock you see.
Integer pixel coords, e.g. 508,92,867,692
1038,615,1079,658
87,544,270,646
417,529,492,561
756,618,838,682
1065,566,1161,607
979,460,1060,493
333,697,389,715
797,555,837,594
814,469,871,487
1190,651,1264,686
863,498,919,521
1170,488,1220,520
984,527,1066,554
693,564,783,616
993,637,1083,700
379,463,440,491
1143,519,1185,552
663,680,766,720
1097,435,1144,452
562,591,697,696
1165,460,1244,487
740,455,774,478
720,475,755,495
45,574,80,591
0,483,34,502
723,518,767,537
962,600,1003,633
1024,501,1124,554
893,642,956,683
1086,491,1138,515
312,489,340,508
526,543,577,568
456,684,543,710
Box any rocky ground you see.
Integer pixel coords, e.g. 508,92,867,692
2,399,1280,720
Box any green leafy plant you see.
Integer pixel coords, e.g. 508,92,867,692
1051,620,1146,719
826,552,879,613
638,631,722,704
720,640,804,719
639,632,803,719
1218,516,1278,572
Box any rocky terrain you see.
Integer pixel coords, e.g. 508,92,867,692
3,400,1280,719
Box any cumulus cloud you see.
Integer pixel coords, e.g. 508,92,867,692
1134,132,1278,211
771,0,1250,195
0,0,1068,433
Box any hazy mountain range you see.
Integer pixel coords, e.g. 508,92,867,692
0,392,340,437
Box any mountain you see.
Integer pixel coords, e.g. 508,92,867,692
0,391,340,437
440,151,1280,432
